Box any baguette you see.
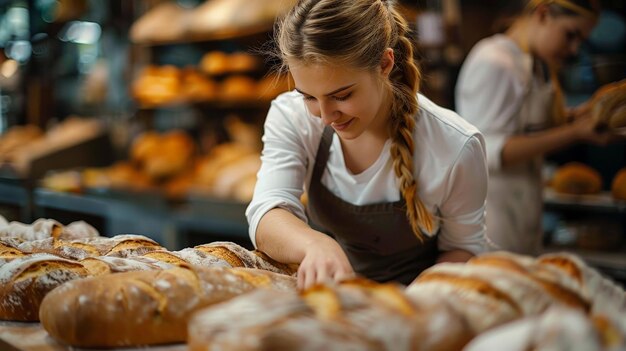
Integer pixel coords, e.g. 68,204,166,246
39,266,297,348
0,253,89,321
193,242,298,275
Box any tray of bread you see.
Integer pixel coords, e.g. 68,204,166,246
1,214,625,350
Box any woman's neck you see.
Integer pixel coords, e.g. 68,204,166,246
506,18,532,54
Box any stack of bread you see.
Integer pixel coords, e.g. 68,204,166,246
131,64,291,107
186,251,625,351
0,215,297,332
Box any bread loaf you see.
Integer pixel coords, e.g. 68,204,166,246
39,266,296,348
194,241,298,275
18,234,163,260
189,279,471,351
551,162,603,195
0,253,89,321
0,238,26,265
142,248,232,268
463,306,623,351
537,252,626,317
0,218,99,242
80,256,175,276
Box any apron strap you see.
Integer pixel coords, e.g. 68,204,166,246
311,126,334,182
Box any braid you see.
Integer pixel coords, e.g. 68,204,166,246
386,6,434,240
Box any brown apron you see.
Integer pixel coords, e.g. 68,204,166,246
306,126,439,285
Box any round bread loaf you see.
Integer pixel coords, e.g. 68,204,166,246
552,162,602,195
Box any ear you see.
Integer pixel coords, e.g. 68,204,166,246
380,48,394,77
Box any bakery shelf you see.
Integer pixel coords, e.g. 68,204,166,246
543,188,626,214
0,178,31,222
133,24,273,47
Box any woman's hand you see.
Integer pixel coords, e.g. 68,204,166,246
571,115,618,146
297,234,355,290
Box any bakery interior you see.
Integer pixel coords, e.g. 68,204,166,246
0,0,625,350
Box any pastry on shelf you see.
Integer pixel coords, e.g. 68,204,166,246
181,68,217,102
0,124,44,163
199,51,230,76
219,75,257,101
551,162,602,195
611,167,626,201
131,65,182,107
227,52,260,73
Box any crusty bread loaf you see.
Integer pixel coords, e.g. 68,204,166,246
537,252,626,317
189,278,471,351
18,234,163,260
40,266,297,348
142,248,231,268
0,218,99,242
0,238,26,264
551,162,603,195
0,253,89,321
463,306,609,351
80,256,175,276
0,219,63,241
591,79,626,129
467,252,590,312
193,242,298,275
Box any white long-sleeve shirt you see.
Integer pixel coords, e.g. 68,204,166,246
246,90,488,255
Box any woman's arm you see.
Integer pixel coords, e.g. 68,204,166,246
501,117,614,169
256,208,354,289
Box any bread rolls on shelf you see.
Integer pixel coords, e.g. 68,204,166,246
551,162,603,195
612,168,626,201
189,279,471,351
40,266,297,348
0,253,90,321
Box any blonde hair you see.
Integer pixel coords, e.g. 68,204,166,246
275,0,434,240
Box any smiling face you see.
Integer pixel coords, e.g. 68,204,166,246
531,8,596,67
288,59,392,140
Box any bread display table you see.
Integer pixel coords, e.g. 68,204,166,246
0,322,187,351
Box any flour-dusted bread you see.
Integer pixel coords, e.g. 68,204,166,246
18,234,163,260
79,256,176,276
0,237,26,265
463,306,624,351
0,219,63,241
189,279,471,351
0,218,99,242
0,253,89,321
537,252,626,317
39,266,297,348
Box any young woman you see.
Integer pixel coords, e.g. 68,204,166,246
247,0,488,289
455,0,615,255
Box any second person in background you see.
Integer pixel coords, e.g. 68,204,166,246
455,0,618,255
246,0,489,290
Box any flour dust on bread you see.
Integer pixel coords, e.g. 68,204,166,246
189,279,471,351
0,253,89,321
39,266,297,348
